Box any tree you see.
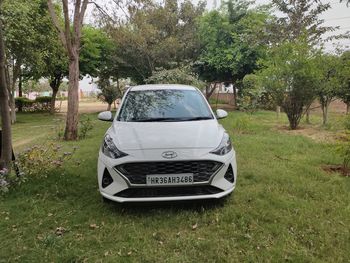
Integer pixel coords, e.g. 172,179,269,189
315,54,342,125
146,67,205,89
2,0,52,121
0,0,12,170
338,51,350,113
97,79,122,111
270,0,332,45
257,39,319,129
101,0,206,84
196,1,270,102
47,0,89,140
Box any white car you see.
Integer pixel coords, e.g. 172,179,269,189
97,84,237,203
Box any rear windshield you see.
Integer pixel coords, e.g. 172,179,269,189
117,89,213,122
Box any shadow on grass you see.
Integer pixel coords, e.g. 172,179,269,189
102,195,233,215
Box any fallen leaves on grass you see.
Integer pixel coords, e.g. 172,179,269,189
55,226,66,236
89,223,99,229
192,223,198,230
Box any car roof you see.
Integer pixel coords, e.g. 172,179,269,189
129,84,198,91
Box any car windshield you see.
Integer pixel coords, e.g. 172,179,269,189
117,89,214,122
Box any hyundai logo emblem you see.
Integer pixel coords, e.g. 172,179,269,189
162,151,178,159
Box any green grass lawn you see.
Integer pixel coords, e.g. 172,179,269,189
1,111,350,262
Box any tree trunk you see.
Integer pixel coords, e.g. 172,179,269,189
18,73,23,112
322,103,329,126
346,102,350,114
233,83,237,107
205,82,217,100
9,94,16,124
107,103,112,111
306,108,310,124
50,88,58,114
49,75,62,115
0,14,13,170
18,72,22,97
276,105,281,118
9,60,20,124
64,56,80,140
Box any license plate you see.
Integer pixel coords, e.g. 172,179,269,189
146,174,194,186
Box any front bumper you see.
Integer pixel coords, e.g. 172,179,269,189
97,148,237,203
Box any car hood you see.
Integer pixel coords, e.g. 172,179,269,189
109,120,224,150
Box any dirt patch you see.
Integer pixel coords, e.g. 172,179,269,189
56,99,113,114
275,125,340,143
210,104,235,111
322,165,350,177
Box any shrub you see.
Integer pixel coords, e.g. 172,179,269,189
0,168,10,194
339,115,350,173
15,97,35,109
15,96,52,112
34,96,51,111
17,144,77,178
79,117,93,139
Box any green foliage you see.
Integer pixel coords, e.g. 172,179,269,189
315,54,342,101
237,74,265,114
0,168,10,194
337,51,350,106
2,0,64,81
97,78,122,108
146,67,205,89
15,96,51,112
101,0,206,83
195,1,270,84
314,54,343,124
80,27,115,78
270,0,332,45
15,97,34,109
256,38,319,129
339,115,350,172
35,96,51,103
78,117,93,140
17,144,77,178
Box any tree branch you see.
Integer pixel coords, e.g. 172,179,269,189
47,0,67,50
62,0,73,57
79,0,89,26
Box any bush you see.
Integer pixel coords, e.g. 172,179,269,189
34,96,51,111
0,168,10,194
15,96,52,112
15,97,34,109
35,96,52,103
339,115,350,173
17,144,77,178
79,117,93,139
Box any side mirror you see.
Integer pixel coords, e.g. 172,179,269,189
98,111,113,122
216,109,228,119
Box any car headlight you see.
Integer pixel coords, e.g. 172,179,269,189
101,134,128,159
210,132,232,155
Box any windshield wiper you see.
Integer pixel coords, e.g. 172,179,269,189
180,116,213,121
131,117,180,122
131,116,213,122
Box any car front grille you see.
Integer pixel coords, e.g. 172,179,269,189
114,185,223,198
115,161,223,184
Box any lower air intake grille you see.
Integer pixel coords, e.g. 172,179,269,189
114,186,223,198
115,161,223,184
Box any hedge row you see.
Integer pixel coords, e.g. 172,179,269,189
15,96,52,112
